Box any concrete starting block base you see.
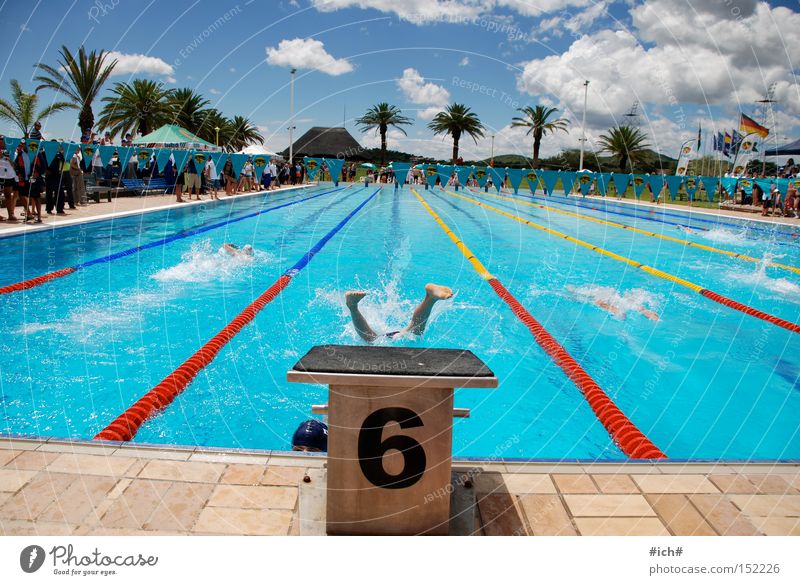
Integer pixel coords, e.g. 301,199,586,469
299,468,480,536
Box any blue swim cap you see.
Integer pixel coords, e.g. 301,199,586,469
292,419,328,451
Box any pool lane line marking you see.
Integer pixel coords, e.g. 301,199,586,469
0,185,354,296
447,188,800,335
412,188,666,460
471,189,800,276
94,187,382,443
491,187,800,242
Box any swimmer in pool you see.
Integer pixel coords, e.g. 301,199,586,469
595,299,659,321
221,243,254,257
345,283,453,343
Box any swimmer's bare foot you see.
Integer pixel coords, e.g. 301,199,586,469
425,283,453,300
345,290,368,307
639,308,659,321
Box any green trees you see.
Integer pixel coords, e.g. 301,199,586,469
356,102,412,165
34,45,117,132
597,125,650,172
97,79,173,137
428,103,485,164
0,80,71,137
511,105,569,169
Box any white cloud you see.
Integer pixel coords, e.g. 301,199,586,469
265,38,354,75
459,56,470,66
209,88,221,95
106,51,174,79
397,68,450,108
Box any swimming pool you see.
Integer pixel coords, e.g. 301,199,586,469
1,183,798,460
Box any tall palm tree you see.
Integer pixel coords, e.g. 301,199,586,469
355,102,412,165
225,115,263,151
194,108,232,146
97,79,173,138
0,79,71,137
511,105,569,168
597,125,650,172
168,88,210,131
428,103,485,164
34,45,117,132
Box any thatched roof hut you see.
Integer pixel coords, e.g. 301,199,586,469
281,126,364,160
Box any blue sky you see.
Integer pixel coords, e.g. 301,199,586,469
0,0,798,161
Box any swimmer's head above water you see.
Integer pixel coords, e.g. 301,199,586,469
222,243,254,257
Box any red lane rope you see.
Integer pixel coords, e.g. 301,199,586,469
95,275,291,442
0,267,77,294
700,289,800,334
488,278,667,459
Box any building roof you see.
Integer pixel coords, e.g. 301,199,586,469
281,126,363,159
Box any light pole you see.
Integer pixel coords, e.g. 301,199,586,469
288,68,297,164
578,80,589,171
214,126,220,147
490,134,495,167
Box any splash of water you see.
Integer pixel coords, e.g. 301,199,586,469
567,285,661,320
700,227,750,246
152,239,269,283
731,252,800,299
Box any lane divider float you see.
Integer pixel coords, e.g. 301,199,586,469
472,189,800,276
95,187,381,442
412,188,666,459
448,188,800,334
0,185,354,296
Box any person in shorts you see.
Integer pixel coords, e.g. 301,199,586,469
0,149,17,221
26,167,43,223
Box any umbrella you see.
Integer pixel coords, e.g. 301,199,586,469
360,163,376,169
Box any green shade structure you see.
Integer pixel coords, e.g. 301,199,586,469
132,124,219,151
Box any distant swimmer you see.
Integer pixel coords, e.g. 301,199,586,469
595,299,659,321
221,243,254,257
677,225,695,234
345,283,453,343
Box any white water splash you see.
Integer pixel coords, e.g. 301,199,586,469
700,227,751,246
567,285,661,320
731,253,800,299
152,239,270,283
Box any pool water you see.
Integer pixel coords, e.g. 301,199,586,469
0,184,798,459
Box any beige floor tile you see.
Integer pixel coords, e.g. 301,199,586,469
144,482,214,532
189,452,269,465
138,459,225,483
689,494,762,536
632,474,719,494
262,466,307,486
0,492,10,507
575,517,669,536
0,473,77,521
84,527,188,536
111,448,192,461
0,440,41,452
0,519,77,536
751,516,800,536
778,474,800,491
0,468,38,492
0,450,20,467
564,494,655,517
38,443,117,456
501,474,557,494
745,475,799,495
518,494,577,536
221,464,265,486
708,475,759,494
553,474,597,494
645,494,716,536
477,493,528,536
8,451,61,471
46,454,136,477
38,475,119,524
97,479,172,530
592,474,639,494
207,484,298,510
123,459,149,477
266,455,326,468
193,507,292,535
728,494,800,517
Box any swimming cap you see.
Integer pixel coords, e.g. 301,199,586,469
291,419,328,451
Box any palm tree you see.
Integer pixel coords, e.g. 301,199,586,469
355,102,412,165
597,125,650,172
97,79,173,138
194,108,232,146
0,80,71,137
428,103,485,164
34,45,117,132
225,115,263,151
168,88,210,131
511,105,569,169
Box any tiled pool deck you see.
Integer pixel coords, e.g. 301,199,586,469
1,438,798,536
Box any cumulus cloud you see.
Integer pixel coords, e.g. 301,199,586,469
106,51,174,79
459,56,470,66
397,68,450,118
265,38,354,75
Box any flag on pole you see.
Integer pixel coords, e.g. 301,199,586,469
723,132,732,157
739,113,769,138
697,123,702,151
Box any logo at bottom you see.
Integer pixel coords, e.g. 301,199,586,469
20,545,46,573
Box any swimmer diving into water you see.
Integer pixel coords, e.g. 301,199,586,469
345,283,453,343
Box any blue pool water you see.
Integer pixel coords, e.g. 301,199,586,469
0,184,798,459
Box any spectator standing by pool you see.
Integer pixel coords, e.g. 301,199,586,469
185,155,201,200
45,144,66,215
0,150,17,221
13,142,30,218
70,149,87,205
29,121,43,140
26,165,43,223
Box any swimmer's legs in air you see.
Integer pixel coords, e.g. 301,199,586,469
345,291,378,343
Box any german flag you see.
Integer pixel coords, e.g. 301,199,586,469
739,113,769,138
